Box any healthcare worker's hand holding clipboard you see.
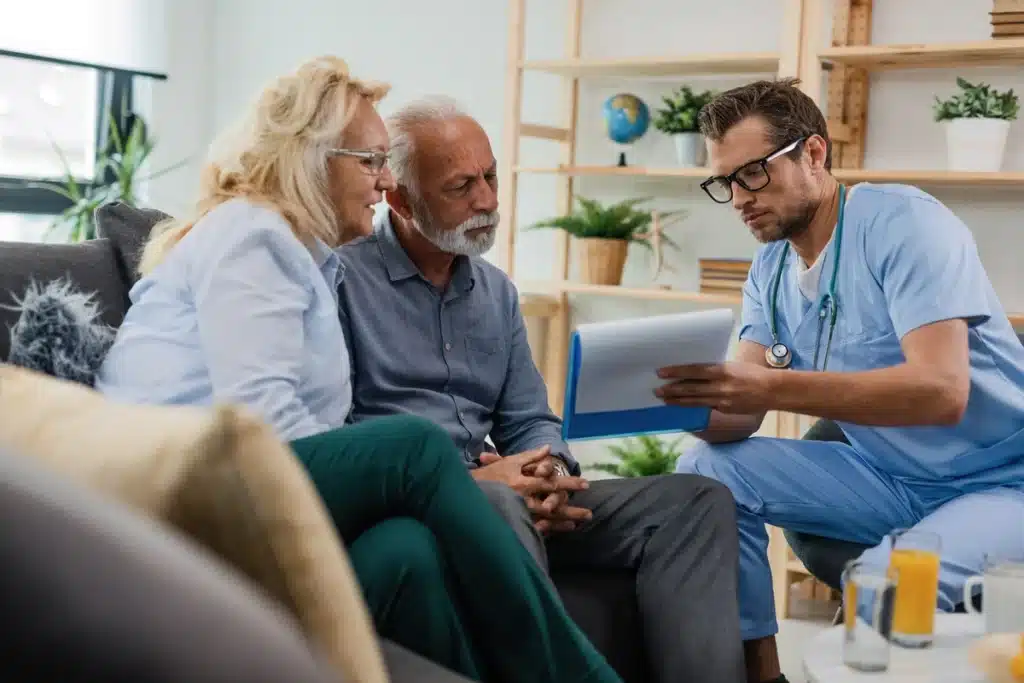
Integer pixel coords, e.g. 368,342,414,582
653,355,777,416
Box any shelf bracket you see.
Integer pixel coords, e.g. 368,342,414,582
828,0,873,170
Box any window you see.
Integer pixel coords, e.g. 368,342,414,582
0,53,137,233
0,212,58,242
0,56,100,181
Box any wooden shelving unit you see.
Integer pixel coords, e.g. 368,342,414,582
500,0,808,415
500,0,1023,620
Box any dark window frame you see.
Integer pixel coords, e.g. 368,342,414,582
0,50,166,218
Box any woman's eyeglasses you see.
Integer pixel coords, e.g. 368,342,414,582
327,148,390,174
700,137,806,204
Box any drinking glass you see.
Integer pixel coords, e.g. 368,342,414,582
888,528,941,648
842,559,897,672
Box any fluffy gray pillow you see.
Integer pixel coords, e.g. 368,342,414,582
6,279,116,386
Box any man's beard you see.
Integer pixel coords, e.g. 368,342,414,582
410,200,499,257
755,198,817,243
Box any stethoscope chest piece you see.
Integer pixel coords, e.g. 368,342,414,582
765,342,792,369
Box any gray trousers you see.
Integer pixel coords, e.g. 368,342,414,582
479,474,745,683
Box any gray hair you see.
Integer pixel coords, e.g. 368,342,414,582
385,95,469,195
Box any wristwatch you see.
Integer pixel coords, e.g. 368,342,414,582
551,459,570,477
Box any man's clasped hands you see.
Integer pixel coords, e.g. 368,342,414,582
473,447,592,535
468,360,776,535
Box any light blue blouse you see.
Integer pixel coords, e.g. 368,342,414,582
95,198,351,442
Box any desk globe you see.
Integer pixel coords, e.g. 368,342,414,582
602,93,650,166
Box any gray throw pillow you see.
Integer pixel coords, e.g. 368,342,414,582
95,202,172,285
6,278,116,387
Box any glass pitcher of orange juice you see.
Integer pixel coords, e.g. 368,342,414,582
887,528,941,648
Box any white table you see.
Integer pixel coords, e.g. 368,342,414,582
803,613,987,682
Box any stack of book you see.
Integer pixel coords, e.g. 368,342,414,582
992,0,1024,37
697,258,751,297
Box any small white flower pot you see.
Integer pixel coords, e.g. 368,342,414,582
944,118,1012,172
673,132,705,167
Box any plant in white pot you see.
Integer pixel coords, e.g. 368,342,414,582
653,85,716,167
933,77,1019,172
528,196,682,287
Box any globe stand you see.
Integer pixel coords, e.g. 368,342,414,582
613,142,631,167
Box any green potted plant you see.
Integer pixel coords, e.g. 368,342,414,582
588,435,685,478
32,112,183,242
933,77,1018,172
528,196,683,286
653,85,716,167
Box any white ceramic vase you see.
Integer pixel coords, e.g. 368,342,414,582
673,132,704,167
944,118,1011,172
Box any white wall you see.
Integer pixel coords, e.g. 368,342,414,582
151,0,1024,471
138,0,216,218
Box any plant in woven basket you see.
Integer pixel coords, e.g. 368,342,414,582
528,196,683,285
588,435,685,478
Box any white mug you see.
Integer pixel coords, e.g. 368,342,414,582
963,560,1024,633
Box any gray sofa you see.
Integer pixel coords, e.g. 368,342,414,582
0,202,648,682
0,444,472,682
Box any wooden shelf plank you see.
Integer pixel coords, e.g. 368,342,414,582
516,165,1024,187
516,287,1023,329
518,280,742,305
518,293,561,318
819,38,1024,69
521,52,780,78
516,165,711,178
835,168,1024,186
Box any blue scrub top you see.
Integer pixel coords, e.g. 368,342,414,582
740,183,1024,490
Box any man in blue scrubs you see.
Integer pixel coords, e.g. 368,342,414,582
661,78,1024,682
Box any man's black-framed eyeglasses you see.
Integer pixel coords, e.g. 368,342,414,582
700,137,806,204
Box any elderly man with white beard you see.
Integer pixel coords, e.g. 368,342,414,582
334,95,752,683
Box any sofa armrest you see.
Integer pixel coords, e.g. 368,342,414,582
0,448,336,683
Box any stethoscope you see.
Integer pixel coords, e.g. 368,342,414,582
764,183,847,372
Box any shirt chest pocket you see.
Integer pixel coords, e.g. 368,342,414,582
464,334,508,385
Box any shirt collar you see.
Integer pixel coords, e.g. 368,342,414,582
307,235,335,268
373,209,475,294
307,235,345,288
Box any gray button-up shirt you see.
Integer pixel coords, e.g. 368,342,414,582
335,211,577,473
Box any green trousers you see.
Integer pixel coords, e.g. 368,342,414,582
289,414,621,683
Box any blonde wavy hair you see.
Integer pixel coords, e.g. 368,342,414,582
138,55,390,276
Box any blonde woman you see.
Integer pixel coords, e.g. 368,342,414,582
94,56,621,683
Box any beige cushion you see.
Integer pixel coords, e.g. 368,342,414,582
0,364,388,683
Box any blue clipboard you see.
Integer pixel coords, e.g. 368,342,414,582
560,331,711,441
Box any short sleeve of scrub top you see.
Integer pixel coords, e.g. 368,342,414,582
738,252,776,349
862,188,992,339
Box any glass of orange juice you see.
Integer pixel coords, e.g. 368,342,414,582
887,528,941,648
